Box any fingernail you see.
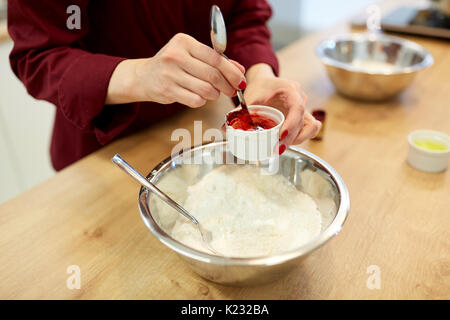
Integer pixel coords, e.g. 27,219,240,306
280,130,288,140
238,80,247,90
278,144,286,155
233,91,237,97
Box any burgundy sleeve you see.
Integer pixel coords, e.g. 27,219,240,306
226,0,279,76
8,0,138,145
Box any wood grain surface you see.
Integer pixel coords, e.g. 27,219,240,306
0,2,449,299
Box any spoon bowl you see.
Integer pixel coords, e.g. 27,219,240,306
210,5,252,120
210,5,227,54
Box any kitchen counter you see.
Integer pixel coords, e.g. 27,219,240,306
0,5,449,299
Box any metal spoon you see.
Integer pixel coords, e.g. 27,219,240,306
112,154,218,255
210,5,254,123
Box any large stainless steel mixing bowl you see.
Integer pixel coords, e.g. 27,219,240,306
316,33,433,101
138,141,350,286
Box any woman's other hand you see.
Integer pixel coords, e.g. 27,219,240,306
244,64,321,155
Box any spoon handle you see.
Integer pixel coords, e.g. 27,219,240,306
220,53,250,111
112,154,199,226
235,90,248,110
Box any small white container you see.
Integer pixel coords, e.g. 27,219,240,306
226,105,285,161
407,130,450,173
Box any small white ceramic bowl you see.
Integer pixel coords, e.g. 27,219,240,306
407,130,450,173
225,105,285,161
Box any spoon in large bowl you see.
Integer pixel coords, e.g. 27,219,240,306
112,154,218,255
210,5,256,127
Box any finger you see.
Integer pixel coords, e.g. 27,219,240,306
279,105,304,146
276,89,305,146
229,60,246,74
215,56,247,90
188,41,246,90
273,141,288,156
171,85,207,108
180,55,236,97
292,112,322,144
175,71,220,101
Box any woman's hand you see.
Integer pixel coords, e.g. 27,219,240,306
244,64,321,154
106,33,246,107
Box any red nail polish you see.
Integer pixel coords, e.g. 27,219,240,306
278,144,286,155
233,91,237,97
238,80,247,90
280,130,288,140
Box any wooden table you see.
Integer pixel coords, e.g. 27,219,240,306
0,6,449,300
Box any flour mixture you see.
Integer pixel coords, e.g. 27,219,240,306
170,165,322,257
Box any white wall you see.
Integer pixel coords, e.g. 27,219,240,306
268,0,376,49
299,0,376,31
268,0,304,49
0,41,55,204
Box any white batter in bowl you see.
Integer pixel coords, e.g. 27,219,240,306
170,165,322,257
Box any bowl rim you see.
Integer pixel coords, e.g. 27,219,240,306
138,141,350,266
316,32,434,75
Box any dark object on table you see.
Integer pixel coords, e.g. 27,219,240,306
381,6,450,39
312,109,326,140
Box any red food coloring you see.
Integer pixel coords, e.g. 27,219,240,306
226,109,278,131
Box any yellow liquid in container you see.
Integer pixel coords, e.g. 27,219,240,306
413,138,448,152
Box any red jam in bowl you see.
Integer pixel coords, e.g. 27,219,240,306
226,109,278,131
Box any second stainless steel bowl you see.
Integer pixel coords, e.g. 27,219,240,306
138,141,350,286
316,33,433,101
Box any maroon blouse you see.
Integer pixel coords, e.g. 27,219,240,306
8,0,279,170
